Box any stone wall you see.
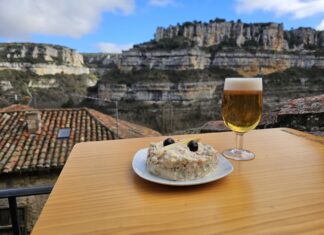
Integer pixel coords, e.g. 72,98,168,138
0,171,59,234
276,95,324,134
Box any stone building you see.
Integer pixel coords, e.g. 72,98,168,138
0,106,160,234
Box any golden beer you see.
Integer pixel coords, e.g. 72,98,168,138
222,90,262,133
221,77,263,160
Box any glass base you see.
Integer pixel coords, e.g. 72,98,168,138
222,148,255,161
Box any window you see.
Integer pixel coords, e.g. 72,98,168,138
58,128,71,139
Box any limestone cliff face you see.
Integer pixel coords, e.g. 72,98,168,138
83,20,324,76
83,53,121,67
98,81,220,102
212,52,324,76
97,80,222,133
82,53,120,75
0,62,89,75
100,48,324,76
96,70,324,133
0,43,89,75
155,21,286,51
119,48,211,71
155,19,324,51
284,28,324,50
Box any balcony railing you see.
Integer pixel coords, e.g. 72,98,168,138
0,185,53,235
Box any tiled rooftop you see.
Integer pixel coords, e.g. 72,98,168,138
0,108,115,174
88,108,161,139
279,94,324,115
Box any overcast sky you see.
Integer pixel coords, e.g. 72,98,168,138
0,0,323,53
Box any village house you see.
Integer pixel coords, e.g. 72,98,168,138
0,105,160,234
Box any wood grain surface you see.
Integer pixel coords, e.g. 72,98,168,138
32,128,324,235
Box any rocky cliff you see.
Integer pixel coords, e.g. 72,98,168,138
155,19,324,51
155,20,286,51
1,19,323,134
212,51,324,76
119,48,211,71
0,43,89,75
110,48,324,76
83,53,120,76
87,18,324,133
83,19,324,76
93,67,324,133
98,81,220,103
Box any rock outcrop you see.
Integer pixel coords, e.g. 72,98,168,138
284,28,324,50
104,49,324,76
0,43,89,75
83,53,120,75
98,81,220,102
119,48,211,71
212,51,324,76
83,19,324,76
83,53,121,67
95,67,324,133
155,20,286,51
155,19,324,51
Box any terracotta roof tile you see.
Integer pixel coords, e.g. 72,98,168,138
87,108,161,138
0,108,116,174
0,104,33,112
279,94,324,115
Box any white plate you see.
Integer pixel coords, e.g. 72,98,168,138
132,148,234,186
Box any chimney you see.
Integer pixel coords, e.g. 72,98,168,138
25,110,42,134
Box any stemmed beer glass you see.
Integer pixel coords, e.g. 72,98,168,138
221,78,263,160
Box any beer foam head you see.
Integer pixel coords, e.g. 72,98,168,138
224,78,263,91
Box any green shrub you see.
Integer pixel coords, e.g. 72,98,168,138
137,37,196,51
101,67,240,85
243,39,259,48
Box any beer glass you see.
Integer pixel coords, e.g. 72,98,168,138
221,78,263,160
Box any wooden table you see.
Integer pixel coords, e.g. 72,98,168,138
32,128,324,235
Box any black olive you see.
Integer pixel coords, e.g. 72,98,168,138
163,138,175,146
187,140,198,152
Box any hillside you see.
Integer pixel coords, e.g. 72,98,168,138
84,18,324,76
86,66,323,133
0,69,96,108
0,18,324,133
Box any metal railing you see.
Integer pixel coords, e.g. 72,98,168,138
0,185,53,235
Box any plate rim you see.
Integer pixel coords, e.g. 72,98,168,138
132,148,234,186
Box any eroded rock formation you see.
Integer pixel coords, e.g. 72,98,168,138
0,43,89,75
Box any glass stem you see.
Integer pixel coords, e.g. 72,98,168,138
235,132,244,150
